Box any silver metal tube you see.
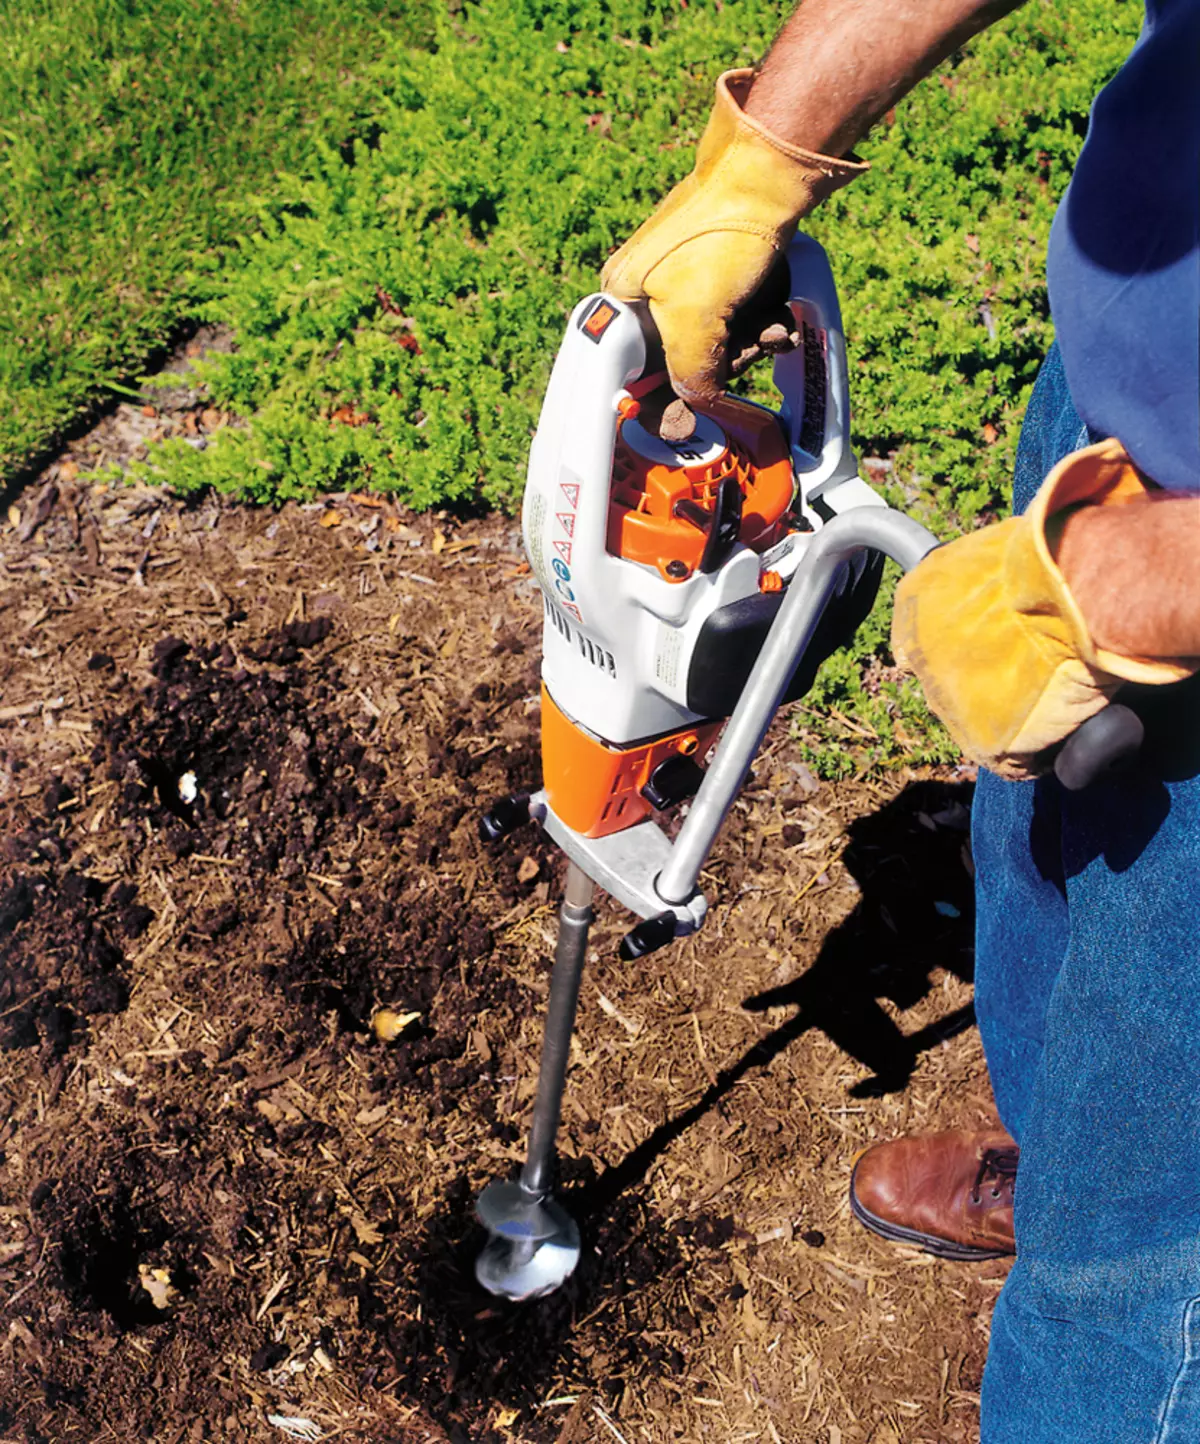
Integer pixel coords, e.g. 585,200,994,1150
656,509,937,906
519,861,595,1199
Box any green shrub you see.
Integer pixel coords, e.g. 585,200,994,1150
783,568,961,778
134,0,1137,524
130,0,784,505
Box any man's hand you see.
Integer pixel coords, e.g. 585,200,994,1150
600,71,864,414
601,0,1026,411
891,440,1199,779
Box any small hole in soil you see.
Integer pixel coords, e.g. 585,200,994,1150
57,1194,174,1330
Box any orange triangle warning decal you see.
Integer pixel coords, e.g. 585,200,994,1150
556,512,576,537
553,539,572,564
560,483,580,509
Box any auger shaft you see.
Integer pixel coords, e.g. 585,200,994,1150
520,861,595,1199
474,862,594,1299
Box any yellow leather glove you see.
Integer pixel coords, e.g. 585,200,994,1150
892,438,1199,779
601,69,866,410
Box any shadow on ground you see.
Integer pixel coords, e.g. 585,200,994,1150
589,778,977,1213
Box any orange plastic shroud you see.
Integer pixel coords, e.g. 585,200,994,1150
540,684,722,839
607,407,794,583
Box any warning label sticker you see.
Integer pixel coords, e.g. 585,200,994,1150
654,624,682,690
525,490,547,586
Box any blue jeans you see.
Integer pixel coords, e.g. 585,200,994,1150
974,346,1200,1441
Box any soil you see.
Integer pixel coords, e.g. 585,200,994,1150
0,375,1003,1444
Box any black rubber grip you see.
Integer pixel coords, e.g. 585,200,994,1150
618,911,678,961
479,793,531,842
1053,705,1144,791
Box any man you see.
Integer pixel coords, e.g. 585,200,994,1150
601,0,1200,1436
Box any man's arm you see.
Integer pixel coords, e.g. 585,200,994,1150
1057,495,1200,658
745,0,1026,157
600,0,1026,411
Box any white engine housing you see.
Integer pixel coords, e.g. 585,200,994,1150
521,232,885,746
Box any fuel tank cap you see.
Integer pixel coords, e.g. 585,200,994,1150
618,413,727,470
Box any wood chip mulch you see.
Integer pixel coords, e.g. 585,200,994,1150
0,454,1001,1444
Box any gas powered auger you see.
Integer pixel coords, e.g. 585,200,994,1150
472,234,1142,1303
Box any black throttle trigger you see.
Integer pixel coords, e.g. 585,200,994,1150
699,475,743,574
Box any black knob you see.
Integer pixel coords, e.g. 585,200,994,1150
619,911,678,961
642,755,706,811
1054,705,1144,791
479,793,531,842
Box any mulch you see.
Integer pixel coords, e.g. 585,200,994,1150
0,363,1003,1444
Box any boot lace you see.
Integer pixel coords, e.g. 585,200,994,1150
970,1147,1018,1206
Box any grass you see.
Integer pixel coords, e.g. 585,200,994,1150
0,0,434,479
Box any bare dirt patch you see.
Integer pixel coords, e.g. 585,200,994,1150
0,472,1001,1443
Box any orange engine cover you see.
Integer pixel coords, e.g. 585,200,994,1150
606,405,794,582
540,684,722,839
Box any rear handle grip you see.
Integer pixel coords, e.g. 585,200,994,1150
1053,704,1144,791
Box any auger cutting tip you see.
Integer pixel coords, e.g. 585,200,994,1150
474,1185,581,1301
474,1225,581,1302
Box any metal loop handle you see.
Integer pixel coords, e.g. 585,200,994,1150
655,508,937,906
654,507,1141,909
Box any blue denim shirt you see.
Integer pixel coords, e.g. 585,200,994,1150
1045,0,1200,490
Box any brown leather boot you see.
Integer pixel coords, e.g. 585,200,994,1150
849,1129,1017,1261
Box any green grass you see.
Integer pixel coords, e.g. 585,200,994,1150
0,0,434,478
113,0,1140,523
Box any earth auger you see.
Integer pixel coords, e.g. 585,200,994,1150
472,234,1142,1302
